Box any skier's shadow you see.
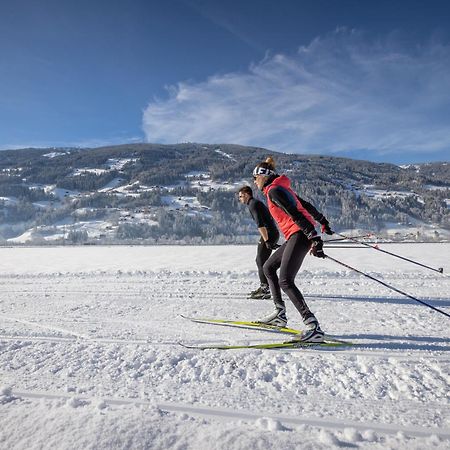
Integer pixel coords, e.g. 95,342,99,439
196,292,450,308
330,333,450,352
306,293,450,307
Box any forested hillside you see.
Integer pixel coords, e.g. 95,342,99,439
0,144,448,243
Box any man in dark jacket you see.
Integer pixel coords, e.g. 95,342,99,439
238,186,280,299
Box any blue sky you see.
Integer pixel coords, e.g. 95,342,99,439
1,0,449,163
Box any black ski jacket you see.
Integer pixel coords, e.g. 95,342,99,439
247,197,279,242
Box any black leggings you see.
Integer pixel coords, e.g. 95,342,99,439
263,232,313,320
256,239,272,285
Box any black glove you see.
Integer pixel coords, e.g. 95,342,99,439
309,236,326,258
320,219,334,235
265,241,280,250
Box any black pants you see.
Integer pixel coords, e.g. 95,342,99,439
263,231,313,320
256,239,272,285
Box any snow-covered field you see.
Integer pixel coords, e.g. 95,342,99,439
0,244,449,449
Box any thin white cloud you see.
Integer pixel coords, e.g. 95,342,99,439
182,0,265,53
142,30,450,159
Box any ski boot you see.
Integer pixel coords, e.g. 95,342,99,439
255,306,287,327
248,284,271,300
297,316,324,343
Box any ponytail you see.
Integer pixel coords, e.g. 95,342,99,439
265,156,276,170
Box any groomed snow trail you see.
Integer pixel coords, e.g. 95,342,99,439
0,244,449,449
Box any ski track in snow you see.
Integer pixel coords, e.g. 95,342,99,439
0,244,449,449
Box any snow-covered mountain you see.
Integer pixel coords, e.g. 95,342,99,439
0,143,449,244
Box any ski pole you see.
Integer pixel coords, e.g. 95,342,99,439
334,233,444,274
324,233,372,243
324,245,367,249
325,254,450,319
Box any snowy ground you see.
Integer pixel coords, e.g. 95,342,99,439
0,244,449,449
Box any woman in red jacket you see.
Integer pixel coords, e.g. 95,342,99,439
253,156,333,342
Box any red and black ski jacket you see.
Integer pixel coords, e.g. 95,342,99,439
263,175,326,240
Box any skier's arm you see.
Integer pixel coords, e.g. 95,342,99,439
296,196,324,222
296,195,333,234
249,200,271,244
268,187,316,235
248,200,265,228
258,226,269,242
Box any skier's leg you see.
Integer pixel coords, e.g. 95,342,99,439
278,232,311,317
256,244,287,326
248,241,272,299
256,240,271,286
278,232,324,342
263,242,285,307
